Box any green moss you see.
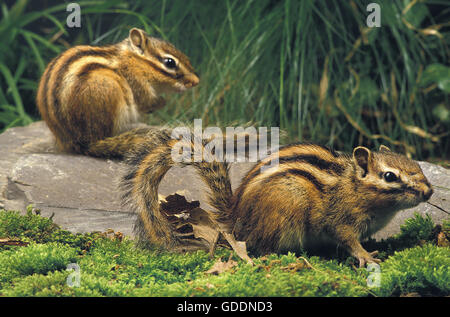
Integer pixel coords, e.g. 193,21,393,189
397,213,435,244
376,244,450,296
172,254,371,297
0,208,105,251
0,242,78,285
0,208,55,241
0,209,448,297
1,271,73,297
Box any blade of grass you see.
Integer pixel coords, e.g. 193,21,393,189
0,63,32,125
21,31,45,74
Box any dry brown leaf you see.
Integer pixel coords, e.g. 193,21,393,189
101,229,124,241
263,257,315,273
114,231,124,241
437,231,450,247
193,287,205,292
222,232,254,265
189,207,220,255
205,256,238,275
281,261,310,273
160,193,200,215
268,259,281,269
158,193,254,264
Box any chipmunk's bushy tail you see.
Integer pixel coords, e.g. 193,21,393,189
85,127,156,159
119,128,233,249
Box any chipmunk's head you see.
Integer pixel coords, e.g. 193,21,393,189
127,28,199,92
352,145,433,210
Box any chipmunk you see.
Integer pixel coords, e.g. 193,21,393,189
36,28,199,158
120,132,433,267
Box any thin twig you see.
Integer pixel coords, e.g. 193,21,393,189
427,202,450,215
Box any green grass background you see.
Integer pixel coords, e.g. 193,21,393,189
0,0,449,159
0,208,449,297
0,0,449,298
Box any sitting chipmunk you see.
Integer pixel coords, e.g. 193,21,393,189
36,28,199,158
119,130,433,267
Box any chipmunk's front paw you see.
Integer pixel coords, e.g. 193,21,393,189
140,97,166,113
357,250,381,268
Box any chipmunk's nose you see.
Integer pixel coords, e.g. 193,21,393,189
185,74,199,88
422,186,433,201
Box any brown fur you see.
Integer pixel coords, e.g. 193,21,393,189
36,28,199,158
230,144,432,265
122,138,433,266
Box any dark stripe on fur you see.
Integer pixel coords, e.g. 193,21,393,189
233,150,340,211
263,168,325,193
279,154,345,175
51,48,118,124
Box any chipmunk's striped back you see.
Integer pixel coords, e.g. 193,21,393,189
232,143,346,211
230,143,432,260
37,45,123,153
230,144,347,252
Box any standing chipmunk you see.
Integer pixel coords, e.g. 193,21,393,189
120,133,433,267
36,28,199,158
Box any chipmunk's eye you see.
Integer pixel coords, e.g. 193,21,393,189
163,58,177,69
384,172,397,182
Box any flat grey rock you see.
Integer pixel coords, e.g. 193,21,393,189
0,121,448,242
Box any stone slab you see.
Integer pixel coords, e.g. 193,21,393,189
0,121,448,241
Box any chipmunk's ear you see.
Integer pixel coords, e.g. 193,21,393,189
379,145,391,152
129,28,147,51
353,146,372,177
